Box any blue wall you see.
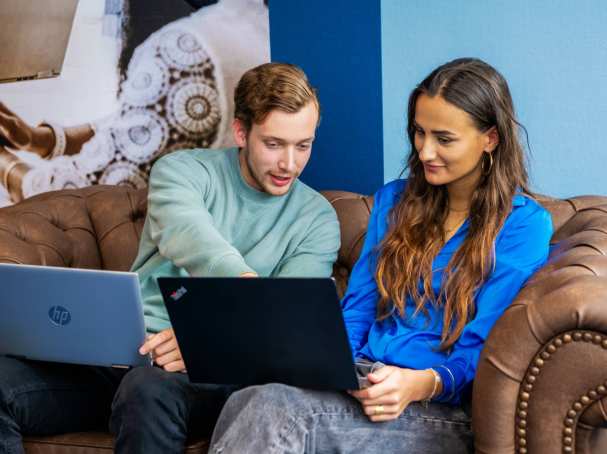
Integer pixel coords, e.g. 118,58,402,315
270,1,384,195
381,0,607,198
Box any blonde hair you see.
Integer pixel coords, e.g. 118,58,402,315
234,62,320,131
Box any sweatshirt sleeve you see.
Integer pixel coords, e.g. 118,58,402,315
146,153,255,277
432,201,553,404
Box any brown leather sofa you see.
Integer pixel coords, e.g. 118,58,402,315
0,184,606,454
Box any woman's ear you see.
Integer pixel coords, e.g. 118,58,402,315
485,126,499,153
232,119,247,148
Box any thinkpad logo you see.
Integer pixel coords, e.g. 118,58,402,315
170,286,188,301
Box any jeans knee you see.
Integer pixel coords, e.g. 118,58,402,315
227,383,304,415
112,366,189,419
0,358,24,417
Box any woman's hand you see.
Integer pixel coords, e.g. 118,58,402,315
349,366,436,422
0,102,54,157
139,328,186,373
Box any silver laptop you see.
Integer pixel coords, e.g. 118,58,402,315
0,0,79,83
0,263,150,368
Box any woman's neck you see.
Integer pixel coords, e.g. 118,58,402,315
446,167,481,212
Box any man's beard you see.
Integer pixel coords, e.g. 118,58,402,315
243,147,267,192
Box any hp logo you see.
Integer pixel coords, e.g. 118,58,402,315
48,306,71,326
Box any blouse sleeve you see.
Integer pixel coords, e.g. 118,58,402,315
341,184,394,357
433,200,553,404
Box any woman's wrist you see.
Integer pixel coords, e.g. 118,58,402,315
31,125,55,158
416,368,442,403
0,150,28,202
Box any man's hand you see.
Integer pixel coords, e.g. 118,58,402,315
349,366,436,422
139,328,186,373
0,102,53,156
240,272,258,278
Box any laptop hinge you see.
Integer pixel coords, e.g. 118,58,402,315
111,364,131,369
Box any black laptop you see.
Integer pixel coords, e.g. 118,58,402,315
158,277,359,390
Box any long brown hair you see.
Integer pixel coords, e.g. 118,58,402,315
375,58,530,350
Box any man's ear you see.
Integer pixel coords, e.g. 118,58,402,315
232,119,248,148
485,126,499,152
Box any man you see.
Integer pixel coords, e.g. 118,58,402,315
0,63,340,453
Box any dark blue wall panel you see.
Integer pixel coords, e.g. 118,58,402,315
269,1,383,195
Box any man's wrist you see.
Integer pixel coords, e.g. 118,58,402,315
207,252,253,277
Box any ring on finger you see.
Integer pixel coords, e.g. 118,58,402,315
374,405,384,415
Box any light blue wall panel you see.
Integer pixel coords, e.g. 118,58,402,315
382,0,607,198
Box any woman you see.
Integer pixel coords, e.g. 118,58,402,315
207,58,553,453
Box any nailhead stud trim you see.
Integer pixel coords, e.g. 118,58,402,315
514,330,607,454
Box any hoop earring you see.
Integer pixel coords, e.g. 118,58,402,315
482,152,493,176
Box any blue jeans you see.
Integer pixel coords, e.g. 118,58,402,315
0,357,234,454
209,383,473,453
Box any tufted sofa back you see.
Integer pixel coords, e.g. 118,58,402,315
1,186,606,296
0,186,373,296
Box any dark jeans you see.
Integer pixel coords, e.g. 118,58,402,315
0,356,234,454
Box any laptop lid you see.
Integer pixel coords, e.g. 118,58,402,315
0,0,79,83
158,277,359,390
0,263,150,368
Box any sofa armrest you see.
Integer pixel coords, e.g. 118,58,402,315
473,255,607,454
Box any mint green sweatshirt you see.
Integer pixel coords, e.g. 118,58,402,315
130,148,341,333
